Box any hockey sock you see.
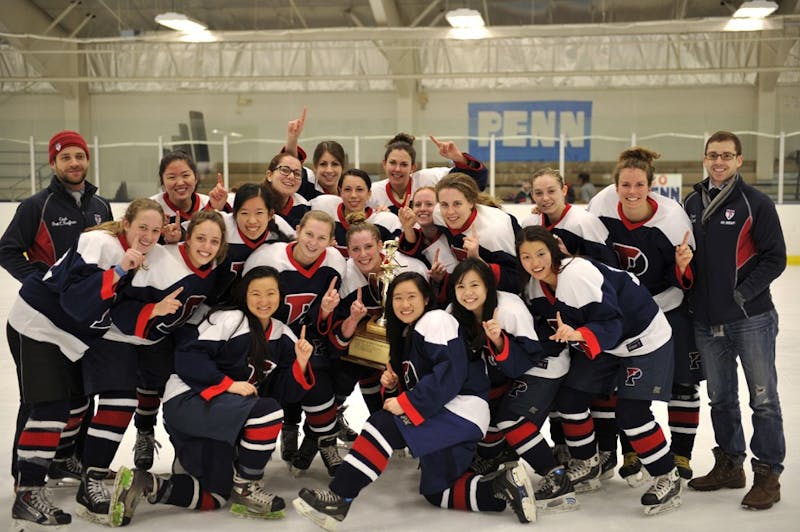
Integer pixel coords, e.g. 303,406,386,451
53,397,90,460
616,398,673,477
358,374,383,414
17,400,70,487
329,410,403,499
590,394,619,453
303,397,337,438
477,425,506,458
548,413,565,445
668,383,700,459
134,388,160,432
423,470,506,512
500,416,556,475
154,474,225,510
83,391,136,469
236,398,283,480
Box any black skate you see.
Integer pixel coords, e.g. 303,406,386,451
336,405,359,444
641,468,682,516
280,423,299,462
12,486,72,528
290,434,318,476
318,435,344,477
489,463,537,523
47,456,82,488
534,466,579,513
133,429,161,471
109,466,157,527
567,453,602,493
293,487,352,532
469,447,518,475
75,467,111,525
599,450,617,480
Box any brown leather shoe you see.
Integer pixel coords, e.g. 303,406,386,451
688,447,746,491
741,462,781,510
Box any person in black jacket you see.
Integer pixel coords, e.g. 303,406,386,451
0,130,112,482
684,130,786,511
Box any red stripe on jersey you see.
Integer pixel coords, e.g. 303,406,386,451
668,410,700,425
134,303,156,338
18,431,61,448
101,268,116,300
505,421,539,447
244,423,281,443
397,393,424,426
92,409,134,429
489,332,510,362
489,263,501,285
629,427,667,455
577,326,601,359
352,436,389,472
200,376,234,401
292,360,315,390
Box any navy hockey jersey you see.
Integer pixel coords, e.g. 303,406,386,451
588,185,695,312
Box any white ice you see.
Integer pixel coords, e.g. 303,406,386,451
0,266,797,531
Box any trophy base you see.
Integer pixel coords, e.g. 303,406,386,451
342,318,389,370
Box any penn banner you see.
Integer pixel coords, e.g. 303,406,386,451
651,173,683,203
468,101,592,162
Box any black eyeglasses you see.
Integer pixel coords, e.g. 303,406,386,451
275,165,302,179
704,152,738,161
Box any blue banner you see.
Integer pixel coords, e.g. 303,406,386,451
468,101,592,162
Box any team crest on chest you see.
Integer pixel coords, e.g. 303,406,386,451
725,209,735,220
613,243,649,276
624,367,643,386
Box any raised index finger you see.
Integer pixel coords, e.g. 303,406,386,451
328,277,337,293
433,248,440,263
217,172,223,186
680,230,690,248
556,311,564,327
168,286,184,299
428,135,442,147
356,286,362,303
299,324,306,340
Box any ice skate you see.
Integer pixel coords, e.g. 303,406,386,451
489,462,537,523
133,430,161,471
280,423,299,462
599,450,617,481
75,467,111,525
619,452,648,488
534,466,579,513
336,405,358,444
552,443,570,466
109,465,157,527
229,474,286,520
293,487,352,532
318,435,344,477
46,456,82,489
469,447,518,475
567,453,602,493
289,434,318,477
641,468,682,516
12,486,71,529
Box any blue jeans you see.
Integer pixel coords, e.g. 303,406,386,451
694,309,784,472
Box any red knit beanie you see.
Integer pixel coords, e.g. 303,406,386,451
48,130,90,163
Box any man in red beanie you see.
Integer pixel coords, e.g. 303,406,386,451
0,130,112,497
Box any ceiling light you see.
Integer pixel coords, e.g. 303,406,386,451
733,1,778,19
445,8,485,29
155,12,207,33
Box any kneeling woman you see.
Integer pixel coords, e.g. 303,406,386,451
517,226,681,516
294,272,536,530
112,266,315,525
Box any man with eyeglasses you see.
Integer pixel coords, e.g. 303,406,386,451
683,130,786,510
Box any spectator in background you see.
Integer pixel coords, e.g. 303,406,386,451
578,172,597,203
513,181,532,203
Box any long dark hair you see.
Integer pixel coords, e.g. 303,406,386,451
229,266,282,386
515,225,570,284
449,258,498,357
384,272,432,373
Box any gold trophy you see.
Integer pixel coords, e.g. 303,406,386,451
341,239,405,369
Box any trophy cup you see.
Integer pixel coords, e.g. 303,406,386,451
341,239,405,369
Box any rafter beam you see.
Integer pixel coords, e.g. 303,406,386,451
369,0,402,26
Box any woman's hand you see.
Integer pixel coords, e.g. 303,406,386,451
294,324,313,372
429,135,467,166
482,309,504,351
319,278,340,319
548,311,584,343
380,365,399,389
675,230,693,276
228,381,257,397
207,173,229,211
383,397,404,416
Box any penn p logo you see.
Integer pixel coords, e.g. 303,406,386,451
624,367,643,387
725,209,735,220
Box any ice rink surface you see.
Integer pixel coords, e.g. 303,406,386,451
0,266,797,531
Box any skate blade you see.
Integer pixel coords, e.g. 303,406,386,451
509,464,537,524
10,519,71,531
574,477,602,493
535,494,580,514
230,504,286,520
45,478,81,489
292,497,341,532
643,494,682,516
74,505,110,526
288,463,309,478
109,466,135,527
599,469,615,481
623,471,650,488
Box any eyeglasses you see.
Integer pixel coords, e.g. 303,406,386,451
704,152,738,161
275,165,302,179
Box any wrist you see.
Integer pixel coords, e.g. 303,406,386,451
114,264,127,277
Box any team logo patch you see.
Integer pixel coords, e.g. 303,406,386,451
613,243,649,276
402,360,420,390
55,142,62,152
94,213,102,225
725,209,735,220
624,367,643,386
689,352,701,371
508,379,528,398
